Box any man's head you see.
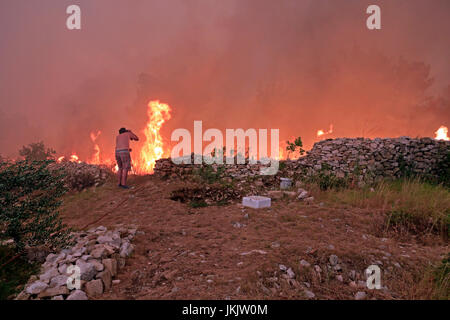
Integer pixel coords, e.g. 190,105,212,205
119,127,128,134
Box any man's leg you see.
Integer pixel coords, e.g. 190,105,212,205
121,168,128,186
117,168,123,186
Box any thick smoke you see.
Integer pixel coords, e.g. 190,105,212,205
0,0,449,159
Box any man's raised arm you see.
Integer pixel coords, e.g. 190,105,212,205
128,130,139,141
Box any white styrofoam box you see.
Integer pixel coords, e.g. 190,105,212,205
242,196,271,209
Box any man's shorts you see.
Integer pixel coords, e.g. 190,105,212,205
115,149,131,171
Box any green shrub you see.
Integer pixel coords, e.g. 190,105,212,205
286,137,305,159
435,152,450,188
0,160,72,253
0,245,39,300
194,165,225,184
189,200,208,208
308,163,349,191
431,253,450,300
18,142,56,161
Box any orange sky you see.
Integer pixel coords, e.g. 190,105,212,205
0,0,449,160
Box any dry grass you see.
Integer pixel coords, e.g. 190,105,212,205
313,178,450,239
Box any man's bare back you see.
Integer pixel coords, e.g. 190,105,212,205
116,131,139,150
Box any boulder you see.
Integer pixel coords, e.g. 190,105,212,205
38,286,69,298
102,258,118,277
85,279,104,297
66,290,88,300
96,269,112,292
76,260,97,281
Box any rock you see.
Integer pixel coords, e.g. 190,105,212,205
89,259,104,272
90,247,106,259
297,190,309,200
112,280,121,285
39,267,59,283
97,235,113,244
72,247,86,258
333,264,342,271
38,285,69,298
279,264,287,272
283,191,297,198
299,259,311,268
49,275,68,288
15,291,31,300
286,268,295,279
66,290,88,300
76,260,97,281
267,190,283,200
45,253,58,264
336,275,343,282
58,264,68,274
51,295,64,300
26,281,49,295
120,242,134,258
102,258,118,277
96,269,112,292
304,290,315,299
355,291,367,300
329,255,339,266
304,196,314,203
85,279,104,297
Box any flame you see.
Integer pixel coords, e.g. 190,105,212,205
435,126,449,141
317,124,334,138
69,154,81,163
53,100,172,174
136,100,172,174
89,130,102,164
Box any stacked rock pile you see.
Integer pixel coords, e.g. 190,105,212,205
154,138,449,184
16,225,137,300
49,161,111,191
292,137,449,183
154,154,265,180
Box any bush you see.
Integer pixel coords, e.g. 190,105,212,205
307,163,349,191
194,165,225,184
435,152,450,188
0,246,38,300
286,137,305,159
18,142,56,161
0,160,71,254
432,253,449,300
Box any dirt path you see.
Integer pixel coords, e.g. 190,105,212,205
60,175,449,300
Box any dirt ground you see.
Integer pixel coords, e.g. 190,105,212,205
60,175,449,300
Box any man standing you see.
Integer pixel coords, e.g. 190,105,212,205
116,127,139,189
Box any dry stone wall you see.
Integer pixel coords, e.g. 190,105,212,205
154,137,449,184
294,137,449,183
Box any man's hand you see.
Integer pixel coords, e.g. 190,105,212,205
128,130,139,141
